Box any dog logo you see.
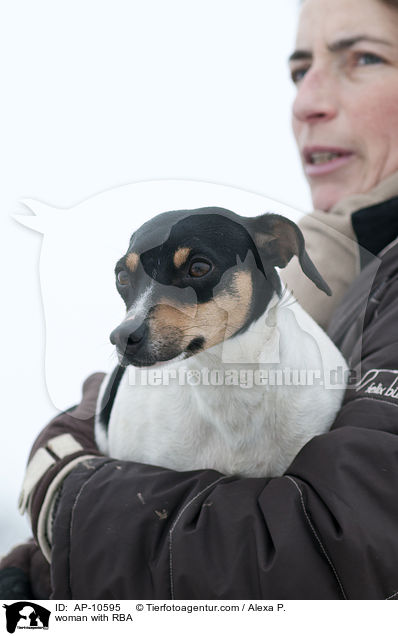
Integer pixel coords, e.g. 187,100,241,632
2,603,50,633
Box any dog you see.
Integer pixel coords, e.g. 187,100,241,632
95,207,347,477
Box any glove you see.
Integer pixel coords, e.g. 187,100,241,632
0,539,51,599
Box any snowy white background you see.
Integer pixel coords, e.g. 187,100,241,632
0,0,311,556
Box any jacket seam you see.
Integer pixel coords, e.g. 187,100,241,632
168,476,227,600
67,459,112,598
378,236,398,257
386,590,398,599
348,396,398,410
285,475,348,600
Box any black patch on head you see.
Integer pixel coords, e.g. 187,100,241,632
134,209,272,293
119,207,283,337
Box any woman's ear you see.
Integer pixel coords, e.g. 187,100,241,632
248,213,332,296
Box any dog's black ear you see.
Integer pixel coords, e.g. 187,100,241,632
248,213,332,296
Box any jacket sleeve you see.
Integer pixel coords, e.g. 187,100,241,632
18,372,105,563
0,539,51,600
51,425,398,600
49,268,398,600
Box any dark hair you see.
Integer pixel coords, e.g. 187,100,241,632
301,0,398,6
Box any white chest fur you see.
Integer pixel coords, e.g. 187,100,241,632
95,293,347,477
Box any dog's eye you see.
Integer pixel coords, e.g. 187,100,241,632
116,270,130,286
188,260,211,278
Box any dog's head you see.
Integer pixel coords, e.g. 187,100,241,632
110,207,331,367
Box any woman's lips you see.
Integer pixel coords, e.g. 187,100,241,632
303,146,354,176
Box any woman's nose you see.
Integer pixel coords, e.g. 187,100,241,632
292,68,338,124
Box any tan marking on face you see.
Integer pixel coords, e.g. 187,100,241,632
148,270,253,352
173,247,191,269
126,252,139,272
213,270,253,340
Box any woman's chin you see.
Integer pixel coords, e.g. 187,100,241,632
311,184,352,212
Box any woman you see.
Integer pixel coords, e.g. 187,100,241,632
283,0,398,329
2,0,398,599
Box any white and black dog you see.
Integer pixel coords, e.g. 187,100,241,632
95,207,347,477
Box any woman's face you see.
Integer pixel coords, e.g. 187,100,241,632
290,0,398,211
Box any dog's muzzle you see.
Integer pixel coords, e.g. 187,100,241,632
110,321,148,363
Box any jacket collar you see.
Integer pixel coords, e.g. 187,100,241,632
352,197,398,267
328,169,398,221
326,170,398,268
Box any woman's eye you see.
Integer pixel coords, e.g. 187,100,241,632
188,261,212,278
117,270,129,286
356,52,384,66
290,66,309,84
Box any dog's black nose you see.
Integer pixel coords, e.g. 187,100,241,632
110,321,147,353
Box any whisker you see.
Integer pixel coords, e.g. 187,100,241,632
276,285,298,309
